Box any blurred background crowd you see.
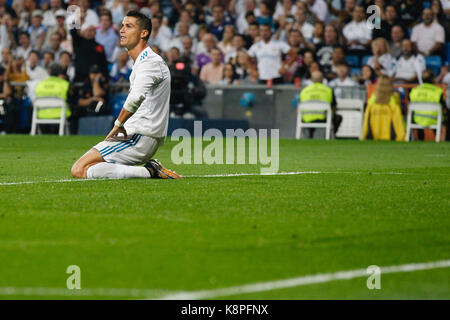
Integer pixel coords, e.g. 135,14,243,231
0,0,449,134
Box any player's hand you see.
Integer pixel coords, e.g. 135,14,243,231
105,126,128,141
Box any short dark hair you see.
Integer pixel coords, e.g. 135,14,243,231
126,10,152,41
49,63,63,76
99,9,112,21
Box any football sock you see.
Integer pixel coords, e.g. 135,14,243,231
86,162,151,179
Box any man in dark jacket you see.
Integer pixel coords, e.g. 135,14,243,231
71,25,109,82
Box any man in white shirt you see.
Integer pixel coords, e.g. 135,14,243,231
328,62,355,98
72,10,181,180
248,24,290,84
411,8,445,56
394,39,426,83
26,50,49,81
343,5,372,54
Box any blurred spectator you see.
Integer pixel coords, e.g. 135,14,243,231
220,62,240,85
409,70,446,140
248,24,290,84
109,49,132,83
0,14,12,53
362,75,405,141
366,38,396,77
42,0,63,28
393,39,426,84
232,50,257,83
316,24,341,77
7,56,29,98
196,32,217,69
59,28,73,55
180,36,198,71
255,1,274,30
396,0,422,29
293,9,315,41
71,26,108,82
299,70,341,138
42,51,55,71
27,9,47,51
279,29,305,83
96,10,119,63
296,0,315,25
208,5,232,41
42,32,64,61
34,63,70,124
59,51,75,82
343,5,371,57
44,9,67,49
411,8,445,57
71,64,108,133
199,47,224,84
0,66,13,133
166,46,181,67
26,50,48,81
325,45,345,80
17,0,37,31
0,47,12,68
354,64,376,86
175,10,199,38
245,22,260,48
167,21,191,53
329,61,355,88
148,15,172,52
326,0,355,30
0,0,17,19
77,0,100,29
218,25,235,57
311,21,324,46
389,25,404,59
304,0,330,24
372,5,403,41
273,0,297,23
15,32,32,60
224,33,246,63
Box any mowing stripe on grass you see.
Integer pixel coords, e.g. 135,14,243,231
0,171,409,186
157,259,450,300
0,259,448,298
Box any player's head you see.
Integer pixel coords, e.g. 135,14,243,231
120,10,152,49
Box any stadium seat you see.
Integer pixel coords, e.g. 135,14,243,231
110,93,128,118
335,99,365,139
362,55,371,66
346,55,359,68
425,55,442,75
351,67,361,76
30,97,69,136
405,102,443,142
296,100,332,140
423,1,430,8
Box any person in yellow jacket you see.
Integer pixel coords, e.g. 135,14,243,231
299,71,342,137
35,63,70,120
409,70,445,140
362,75,405,141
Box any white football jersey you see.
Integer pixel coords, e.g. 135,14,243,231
124,46,171,139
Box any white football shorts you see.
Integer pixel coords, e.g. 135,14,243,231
93,134,164,165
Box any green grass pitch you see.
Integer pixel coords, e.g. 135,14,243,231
0,135,449,299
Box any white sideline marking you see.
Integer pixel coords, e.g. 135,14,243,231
0,259,448,298
0,171,407,186
157,259,450,300
0,287,170,298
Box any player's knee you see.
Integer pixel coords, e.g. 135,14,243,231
71,163,86,178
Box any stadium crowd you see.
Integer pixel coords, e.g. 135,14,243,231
0,0,449,135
